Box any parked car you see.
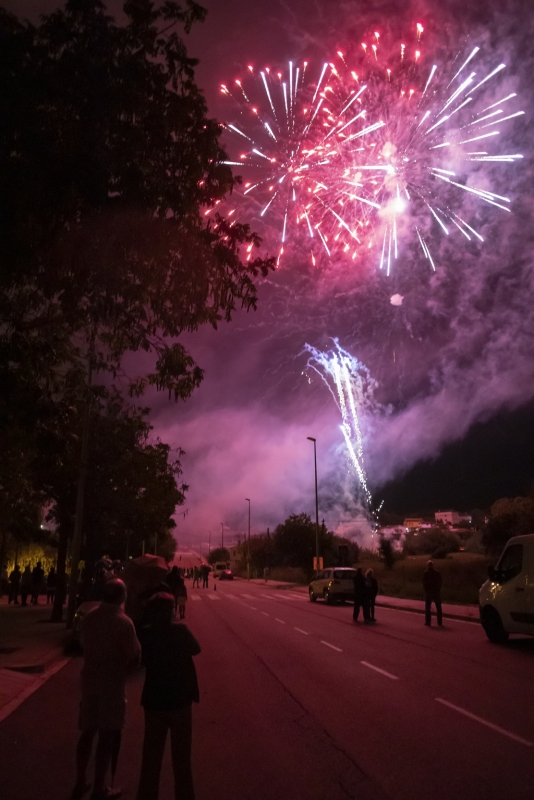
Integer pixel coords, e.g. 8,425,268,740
479,533,534,643
219,569,234,581
309,568,357,604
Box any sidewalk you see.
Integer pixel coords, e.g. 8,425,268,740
245,578,480,622
0,597,69,715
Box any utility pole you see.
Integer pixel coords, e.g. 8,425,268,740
245,498,251,580
307,437,320,576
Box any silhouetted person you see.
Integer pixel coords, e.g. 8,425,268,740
8,565,21,604
31,561,45,605
353,567,369,621
192,567,200,588
167,566,181,610
20,565,32,605
365,568,379,622
423,560,443,627
137,593,200,800
200,564,209,588
1,564,8,597
46,567,57,603
72,579,140,800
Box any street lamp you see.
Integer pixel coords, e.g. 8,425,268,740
221,522,224,549
307,437,320,575
245,498,251,580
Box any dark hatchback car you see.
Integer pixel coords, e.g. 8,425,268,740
219,569,234,580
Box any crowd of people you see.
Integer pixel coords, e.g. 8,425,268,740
1,561,57,605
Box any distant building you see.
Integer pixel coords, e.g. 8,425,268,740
435,510,460,525
435,510,472,526
404,518,424,530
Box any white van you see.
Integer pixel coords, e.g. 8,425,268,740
479,533,534,643
212,561,229,579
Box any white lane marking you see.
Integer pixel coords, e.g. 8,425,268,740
361,661,399,680
207,594,221,601
225,594,236,599
275,618,286,624
261,594,275,600
240,594,255,599
248,606,257,610
294,627,310,636
435,698,534,747
321,640,343,652
261,611,270,617
190,595,201,601
285,592,308,600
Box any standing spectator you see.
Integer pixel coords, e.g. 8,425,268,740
175,576,188,620
192,566,200,589
72,579,141,800
352,567,369,622
137,593,200,800
167,566,181,610
8,564,21,604
46,567,57,604
20,565,32,606
365,569,379,622
200,564,209,589
31,561,45,605
1,564,8,597
423,560,443,627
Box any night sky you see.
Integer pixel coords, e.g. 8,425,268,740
5,0,534,547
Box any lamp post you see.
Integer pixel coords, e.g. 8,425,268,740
221,522,224,549
245,498,251,580
307,437,320,575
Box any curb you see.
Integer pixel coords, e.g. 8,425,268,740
0,656,72,724
375,600,480,624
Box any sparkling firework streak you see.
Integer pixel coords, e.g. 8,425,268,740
217,24,524,273
305,340,375,509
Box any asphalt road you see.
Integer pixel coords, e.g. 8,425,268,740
1,580,532,800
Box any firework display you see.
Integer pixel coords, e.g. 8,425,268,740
305,340,378,509
216,24,523,273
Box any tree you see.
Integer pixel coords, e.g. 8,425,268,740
0,1,275,617
0,0,274,397
39,389,186,619
207,547,230,566
378,536,395,569
483,496,534,554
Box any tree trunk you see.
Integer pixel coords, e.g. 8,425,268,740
50,525,68,622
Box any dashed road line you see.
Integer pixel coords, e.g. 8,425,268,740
207,594,220,601
361,661,399,680
435,698,533,747
275,618,286,624
248,606,257,611
261,611,270,617
321,640,342,652
294,627,310,636
240,594,255,599
190,595,201,601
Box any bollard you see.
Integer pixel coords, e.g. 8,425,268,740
214,581,217,591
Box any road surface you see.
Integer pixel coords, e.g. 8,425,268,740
1,580,532,800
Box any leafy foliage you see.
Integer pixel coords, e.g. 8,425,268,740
378,535,396,569
483,496,534,553
207,547,230,565
403,528,461,556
